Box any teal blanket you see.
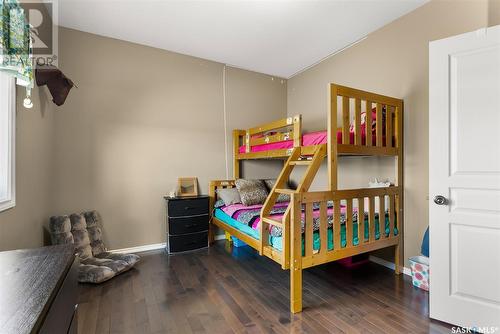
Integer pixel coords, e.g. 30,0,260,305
214,208,397,254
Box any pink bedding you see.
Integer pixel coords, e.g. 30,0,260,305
220,202,351,236
239,129,387,154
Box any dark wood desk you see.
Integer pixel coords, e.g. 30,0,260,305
0,244,78,334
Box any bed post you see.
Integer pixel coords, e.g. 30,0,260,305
293,115,302,147
395,100,405,274
290,193,302,313
208,181,216,245
233,130,241,179
328,84,338,191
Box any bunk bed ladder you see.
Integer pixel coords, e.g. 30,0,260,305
260,144,327,261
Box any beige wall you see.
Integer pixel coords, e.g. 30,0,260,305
287,0,491,264
0,87,56,251
225,67,287,179
490,0,500,25
0,28,286,251
47,28,286,250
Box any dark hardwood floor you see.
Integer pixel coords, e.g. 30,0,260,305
78,241,451,334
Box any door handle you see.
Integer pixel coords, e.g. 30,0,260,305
434,195,448,205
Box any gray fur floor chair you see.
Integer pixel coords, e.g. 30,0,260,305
49,211,140,283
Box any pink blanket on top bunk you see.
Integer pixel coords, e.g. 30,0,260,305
239,129,387,153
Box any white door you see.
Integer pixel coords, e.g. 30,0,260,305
429,25,500,331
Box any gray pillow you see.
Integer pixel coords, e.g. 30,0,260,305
78,252,141,283
83,211,107,256
78,263,115,284
263,179,292,203
49,215,74,245
216,187,242,206
69,213,93,260
235,179,269,206
96,252,140,268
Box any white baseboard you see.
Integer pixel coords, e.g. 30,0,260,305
111,242,166,254
111,235,227,254
369,255,412,276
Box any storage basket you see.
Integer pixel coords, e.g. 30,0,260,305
409,256,429,291
231,236,247,248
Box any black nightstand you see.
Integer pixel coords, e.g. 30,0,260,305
164,195,209,254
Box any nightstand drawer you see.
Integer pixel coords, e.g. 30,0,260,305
169,214,208,235
168,198,208,217
168,231,208,253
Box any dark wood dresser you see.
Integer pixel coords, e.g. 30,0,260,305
164,195,209,254
0,244,78,334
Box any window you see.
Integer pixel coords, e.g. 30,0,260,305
0,72,15,212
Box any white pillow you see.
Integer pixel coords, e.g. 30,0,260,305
216,187,242,206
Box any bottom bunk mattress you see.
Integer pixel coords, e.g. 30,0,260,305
214,202,397,254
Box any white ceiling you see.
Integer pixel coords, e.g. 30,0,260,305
58,0,428,78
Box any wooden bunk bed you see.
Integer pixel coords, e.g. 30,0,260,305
209,83,404,313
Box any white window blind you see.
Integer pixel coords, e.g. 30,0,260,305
0,71,16,212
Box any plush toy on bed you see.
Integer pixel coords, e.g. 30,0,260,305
49,211,140,283
366,178,392,212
